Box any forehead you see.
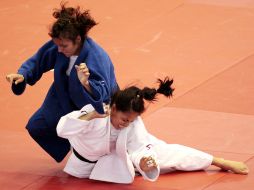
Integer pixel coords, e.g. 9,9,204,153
118,111,139,120
53,38,73,45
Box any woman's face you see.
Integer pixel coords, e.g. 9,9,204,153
53,36,81,57
110,105,139,130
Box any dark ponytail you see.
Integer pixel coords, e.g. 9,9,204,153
156,77,174,97
110,77,174,114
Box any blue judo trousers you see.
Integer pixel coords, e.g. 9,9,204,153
12,37,118,162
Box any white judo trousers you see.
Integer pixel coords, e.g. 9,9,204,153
147,135,213,174
57,105,213,184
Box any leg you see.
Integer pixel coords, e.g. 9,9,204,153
212,157,249,175
26,109,70,162
154,144,213,173
154,143,249,175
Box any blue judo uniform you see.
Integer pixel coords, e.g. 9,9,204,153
11,37,118,162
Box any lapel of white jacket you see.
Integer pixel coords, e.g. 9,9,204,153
116,127,136,177
89,127,135,184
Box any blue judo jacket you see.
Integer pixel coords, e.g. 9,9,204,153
12,37,118,127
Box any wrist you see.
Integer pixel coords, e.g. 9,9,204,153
82,80,93,95
81,79,89,87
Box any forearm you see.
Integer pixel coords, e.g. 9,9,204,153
18,41,56,85
57,110,93,137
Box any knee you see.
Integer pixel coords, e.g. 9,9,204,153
26,117,49,137
26,119,39,136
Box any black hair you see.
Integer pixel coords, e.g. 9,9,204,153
48,1,97,42
110,77,174,114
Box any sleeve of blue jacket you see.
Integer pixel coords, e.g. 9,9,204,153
12,40,57,95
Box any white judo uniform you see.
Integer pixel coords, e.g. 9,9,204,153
57,105,213,184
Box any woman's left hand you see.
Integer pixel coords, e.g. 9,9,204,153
139,156,157,172
75,63,90,86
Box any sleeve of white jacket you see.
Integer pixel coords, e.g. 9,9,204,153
127,117,160,181
56,104,95,138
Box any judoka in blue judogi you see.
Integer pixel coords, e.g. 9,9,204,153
6,4,118,162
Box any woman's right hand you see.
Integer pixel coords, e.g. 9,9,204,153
90,104,110,119
6,74,24,85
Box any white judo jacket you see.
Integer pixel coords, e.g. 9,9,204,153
57,104,160,184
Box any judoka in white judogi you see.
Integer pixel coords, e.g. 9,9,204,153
57,104,213,184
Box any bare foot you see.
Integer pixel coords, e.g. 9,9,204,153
212,157,249,175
